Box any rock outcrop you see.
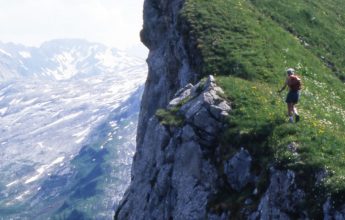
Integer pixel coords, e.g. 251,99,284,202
224,149,253,192
250,169,307,220
115,76,231,219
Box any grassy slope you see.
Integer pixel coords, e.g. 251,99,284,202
182,0,345,214
251,0,345,81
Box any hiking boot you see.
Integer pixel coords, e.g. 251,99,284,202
295,114,300,123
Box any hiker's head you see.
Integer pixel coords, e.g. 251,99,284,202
287,68,295,76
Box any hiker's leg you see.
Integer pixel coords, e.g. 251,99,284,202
293,104,298,115
293,104,300,122
287,103,294,122
287,103,293,116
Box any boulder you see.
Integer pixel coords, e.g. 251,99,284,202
224,149,253,191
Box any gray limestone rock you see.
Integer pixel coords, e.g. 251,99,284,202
335,209,345,220
155,164,173,197
224,149,253,191
180,95,204,120
253,169,307,220
218,101,231,112
208,211,231,220
169,83,193,107
323,198,345,220
323,198,333,220
315,169,328,186
179,75,229,121
181,125,196,142
115,75,230,220
175,83,194,98
115,73,231,220
137,0,202,146
210,101,231,121
193,107,220,134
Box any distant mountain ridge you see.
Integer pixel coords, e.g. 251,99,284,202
0,39,147,219
0,39,144,81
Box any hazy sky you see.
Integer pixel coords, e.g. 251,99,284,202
0,0,145,49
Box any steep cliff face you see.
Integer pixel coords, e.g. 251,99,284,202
137,0,201,145
116,0,345,219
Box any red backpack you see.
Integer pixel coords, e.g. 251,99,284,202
288,75,302,91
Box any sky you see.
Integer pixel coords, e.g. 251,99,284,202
0,0,146,51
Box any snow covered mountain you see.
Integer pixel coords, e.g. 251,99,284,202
0,39,147,219
0,39,144,81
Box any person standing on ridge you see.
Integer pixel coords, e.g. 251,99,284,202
278,68,302,123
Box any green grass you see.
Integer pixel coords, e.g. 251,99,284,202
155,94,192,127
250,0,345,81
156,108,184,127
181,0,345,215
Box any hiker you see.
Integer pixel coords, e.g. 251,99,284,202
278,68,301,123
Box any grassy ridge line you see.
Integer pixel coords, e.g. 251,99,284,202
181,0,345,207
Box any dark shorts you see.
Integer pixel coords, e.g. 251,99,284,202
286,91,300,104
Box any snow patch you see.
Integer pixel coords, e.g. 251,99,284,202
14,190,31,201
0,107,8,115
19,51,32,59
9,98,23,105
47,111,83,127
37,142,44,148
109,121,117,128
0,49,12,57
96,49,119,68
73,127,91,144
22,98,38,105
6,180,20,188
25,156,65,184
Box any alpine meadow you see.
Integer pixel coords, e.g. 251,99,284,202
180,0,345,216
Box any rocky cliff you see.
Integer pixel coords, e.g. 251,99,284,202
116,76,232,219
137,0,202,146
115,0,345,219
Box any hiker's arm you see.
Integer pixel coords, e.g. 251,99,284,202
278,81,287,93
